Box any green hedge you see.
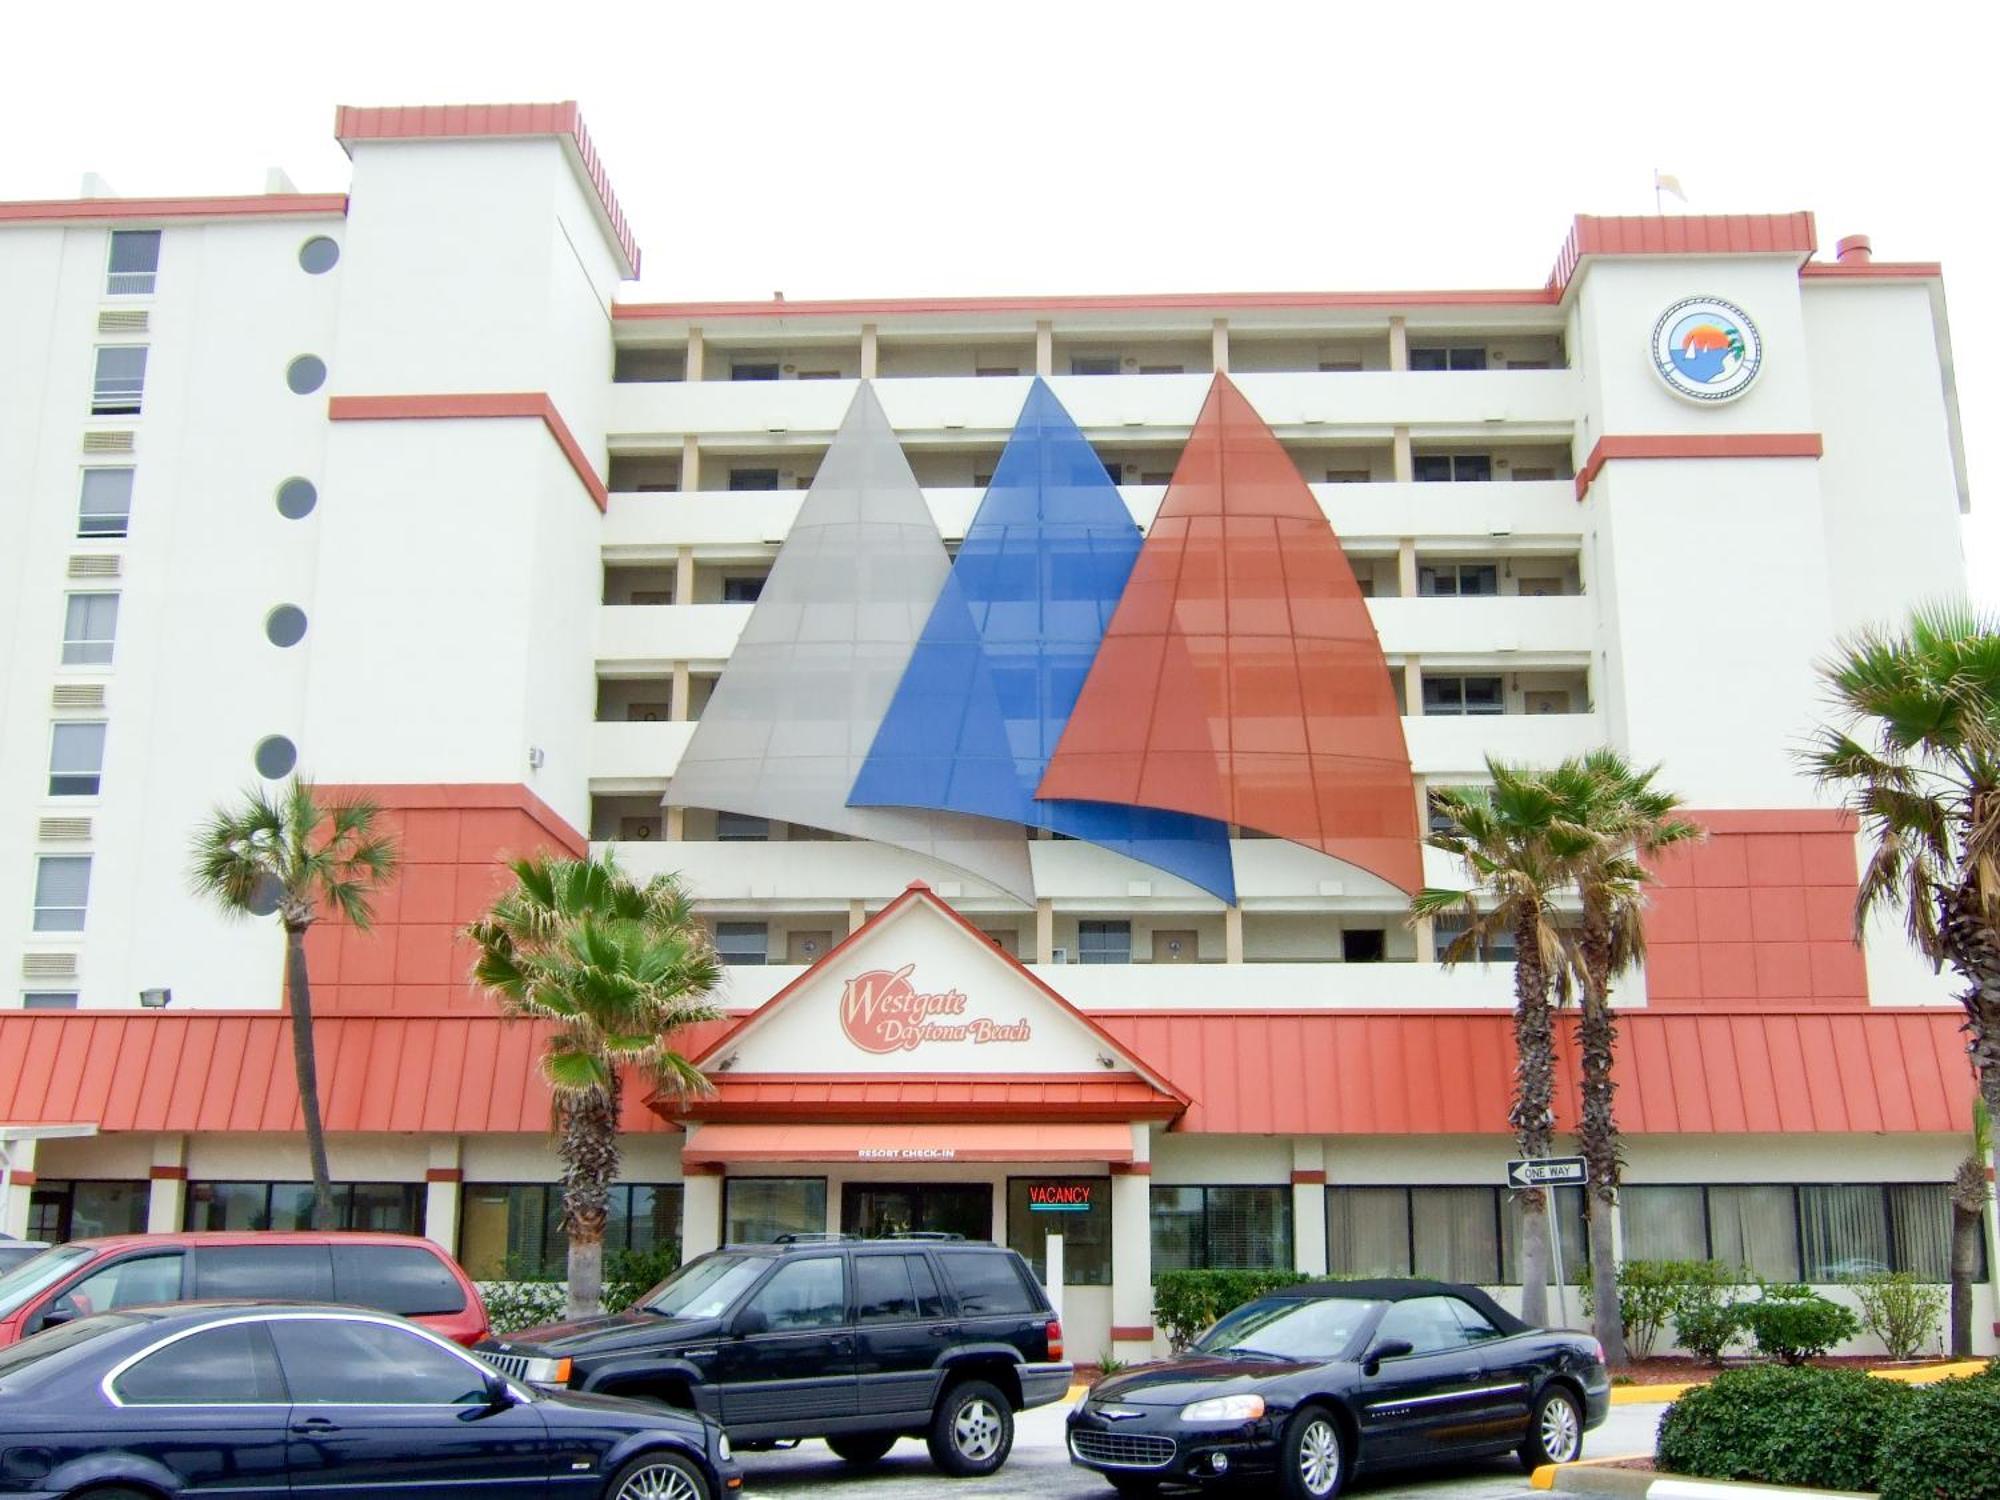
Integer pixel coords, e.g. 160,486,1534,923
1153,1268,1311,1351
1734,1283,1860,1365
1875,1379,2000,1500
1655,1364,1908,1491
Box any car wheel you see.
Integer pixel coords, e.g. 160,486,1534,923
604,1450,710,1500
1519,1386,1584,1471
827,1431,898,1464
1280,1404,1346,1499
926,1377,1013,1476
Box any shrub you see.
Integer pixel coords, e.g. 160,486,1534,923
1874,1377,2000,1500
1736,1283,1861,1365
1655,1363,1909,1490
1617,1259,1741,1359
1668,1264,1749,1362
604,1244,681,1313
1852,1271,1948,1360
479,1279,568,1335
1153,1268,1312,1351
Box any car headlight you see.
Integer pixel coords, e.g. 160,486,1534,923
518,1356,572,1385
717,1430,732,1461
1180,1393,1266,1422
1072,1388,1091,1414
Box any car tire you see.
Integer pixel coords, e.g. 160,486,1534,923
926,1377,1013,1476
1279,1404,1347,1499
603,1449,711,1500
827,1431,898,1464
1519,1385,1585,1471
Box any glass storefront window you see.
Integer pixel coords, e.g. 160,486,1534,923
1006,1178,1110,1286
1621,1185,1709,1263
459,1183,686,1280
1327,1186,1412,1276
1707,1184,1802,1281
725,1178,827,1245
182,1181,423,1237
1151,1185,1291,1272
26,1180,149,1242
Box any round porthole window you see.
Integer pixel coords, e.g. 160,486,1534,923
253,734,298,779
275,477,317,519
265,605,308,648
286,355,327,395
298,236,341,275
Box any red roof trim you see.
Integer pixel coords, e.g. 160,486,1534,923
613,288,1557,322
334,102,637,277
1799,261,1942,281
0,194,348,225
1575,433,1825,502
327,393,607,513
1549,212,1818,297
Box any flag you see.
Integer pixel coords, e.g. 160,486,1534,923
1654,171,1687,203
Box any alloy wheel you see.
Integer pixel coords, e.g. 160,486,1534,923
1541,1394,1581,1462
1297,1416,1341,1496
952,1396,1004,1461
614,1461,703,1500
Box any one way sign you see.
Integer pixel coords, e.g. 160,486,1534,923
1506,1157,1587,1189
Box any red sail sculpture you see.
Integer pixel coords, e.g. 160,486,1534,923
1036,375,1423,894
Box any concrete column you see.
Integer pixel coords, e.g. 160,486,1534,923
685,327,705,383
1035,321,1054,378
664,805,685,841
1224,904,1245,964
1388,316,1409,373
1110,1127,1154,1359
674,546,695,606
147,1135,188,1234
682,1171,723,1258
1292,1140,1328,1276
670,662,691,722
1414,915,1437,963
1035,898,1054,964
0,1140,36,1238
859,324,879,380
679,436,701,493
424,1137,463,1254
1397,537,1418,599
1402,657,1423,719
847,898,866,934
1210,318,1229,374
1392,425,1413,483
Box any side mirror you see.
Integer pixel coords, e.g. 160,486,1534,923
732,1307,769,1338
484,1372,517,1410
1361,1338,1413,1376
38,1296,80,1330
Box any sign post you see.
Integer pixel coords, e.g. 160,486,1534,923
1506,1157,1587,1329
1044,1234,1064,1324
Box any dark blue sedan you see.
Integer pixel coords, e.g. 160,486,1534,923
0,1302,742,1499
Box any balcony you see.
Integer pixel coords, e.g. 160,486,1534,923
590,720,695,789
597,603,750,671
1401,711,1606,777
1371,594,1594,656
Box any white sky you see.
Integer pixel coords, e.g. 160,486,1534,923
6,0,1992,611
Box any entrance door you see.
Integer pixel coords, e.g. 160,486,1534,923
842,1183,993,1242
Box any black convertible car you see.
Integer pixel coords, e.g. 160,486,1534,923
1067,1278,1609,1497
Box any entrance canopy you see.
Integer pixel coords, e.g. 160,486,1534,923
682,1121,1133,1166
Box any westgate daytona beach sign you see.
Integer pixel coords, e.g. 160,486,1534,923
838,964,1034,1054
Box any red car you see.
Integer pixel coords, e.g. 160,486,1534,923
0,1231,488,1348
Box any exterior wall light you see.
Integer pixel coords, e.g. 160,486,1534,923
138,987,172,1008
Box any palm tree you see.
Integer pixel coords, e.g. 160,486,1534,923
1950,1097,1992,1356
1549,751,1702,1366
1807,604,2000,1198
466,855,722,1319
1414,759,1594,1327
191,778,398,1229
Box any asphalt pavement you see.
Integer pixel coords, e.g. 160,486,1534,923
734,1396,1668,1498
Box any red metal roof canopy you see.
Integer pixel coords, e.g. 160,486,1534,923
682,1122,1132,1166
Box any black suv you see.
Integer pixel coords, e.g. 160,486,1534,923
479,1234,1071,1478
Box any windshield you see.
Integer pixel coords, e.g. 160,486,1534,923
0,1312,143,1386
1191,1297,1381,1363
0,1244,95,1320
639,1253,770,1319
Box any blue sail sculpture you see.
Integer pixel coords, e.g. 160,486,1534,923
850,380,1236,901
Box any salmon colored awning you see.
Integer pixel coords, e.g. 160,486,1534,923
681,1122,1134,1166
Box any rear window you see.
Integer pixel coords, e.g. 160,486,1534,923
332,1245,465,1317
192,1245,333,1301
941,1250,1039,1316
114,1321,288,1405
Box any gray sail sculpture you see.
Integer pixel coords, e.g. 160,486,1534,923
666,383,1036,902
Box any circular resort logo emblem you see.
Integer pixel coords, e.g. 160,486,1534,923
1651,296,1762,402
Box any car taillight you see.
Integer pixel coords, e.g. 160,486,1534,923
1587,1339,1604,1363
1045,1317,1064,1361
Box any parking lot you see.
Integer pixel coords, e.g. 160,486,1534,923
734,1395,1667,1498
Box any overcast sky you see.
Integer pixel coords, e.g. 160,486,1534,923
7,0,1991,611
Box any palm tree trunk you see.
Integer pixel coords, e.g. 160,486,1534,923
284,923,337,1231
1576,904,1628,1364
1511,909,1555,1328
559,1075,622,1321
1950,1202,1978,1358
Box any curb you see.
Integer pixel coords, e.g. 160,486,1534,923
1531,1456,1655,1494
1611,1382,1698,1404
1532,1465,1874,1499
1607,1357,1986,1406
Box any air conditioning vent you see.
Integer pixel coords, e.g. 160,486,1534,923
83,430,135,454
68,554,121,579
22,952,78,980
52,683,107,710
98,308,150,334
38,817,92,842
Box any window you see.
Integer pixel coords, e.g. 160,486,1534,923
1621,1185,1710,1262
1618,1183,1980,1284
722,576,766,604
1413,1186,1505,1283
1423,675,1505,716
725,1177,826,1245
1099,462,1123,483
715,812,769,841
730,362,780,381
32,856,90,932
1070,355,1119,376
1341,929,1386,963
61,592,119,664
78,469,134,537
183,1181,423,1236
1409,346,1487,372
728,468,780,491
1708,1184,1802,1281
1376,1294,1478,1353
1076,920,1131,965
65,1253,185,1316
1418,564,1499,597
333,1245,467,1318
1432,914,1517,962
745,1256,846,1330
115,1322,285,1405
1007,1178,1111,1286
942,1249,1039,1315
1412,454,1493,483
1328,1186,1415,1276
457,1183,681,1280
192,1245,334,1301
106,230,161,295
270,1318,489,1405
23,992,79,1011
1328,1185,1585,1284
91,346,147,415
49,722,106,796
855,1253,937,1322
26,1179,147,1241
1152,1186,1292,1272
715,921,769,964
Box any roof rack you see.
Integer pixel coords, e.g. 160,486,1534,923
878,1231,967,1241
770,1232,862,1244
